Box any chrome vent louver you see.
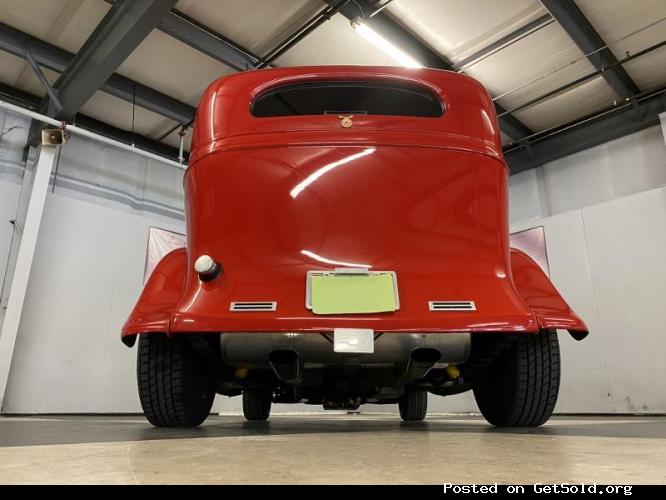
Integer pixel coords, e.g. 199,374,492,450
428,301,476,311
230,302,277,312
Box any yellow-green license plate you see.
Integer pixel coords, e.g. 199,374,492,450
307,272,399,315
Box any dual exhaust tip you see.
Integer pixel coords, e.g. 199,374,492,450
269,350,302,384
404,348,441,381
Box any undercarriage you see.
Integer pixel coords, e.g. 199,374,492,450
136,330,560,428
216,331,470,407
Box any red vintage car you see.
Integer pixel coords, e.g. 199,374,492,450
123,66,587,428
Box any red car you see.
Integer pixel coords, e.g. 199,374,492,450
123,66,587,428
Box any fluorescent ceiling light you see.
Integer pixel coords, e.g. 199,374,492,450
351,18,424,69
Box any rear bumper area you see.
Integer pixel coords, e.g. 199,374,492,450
122,310,539,346
122,249,587,345
219,331,471,368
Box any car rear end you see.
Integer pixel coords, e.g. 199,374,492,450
125,67,585,427
177,68,534,398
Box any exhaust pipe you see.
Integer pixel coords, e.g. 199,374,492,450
403,348,441,382
269,349,302,384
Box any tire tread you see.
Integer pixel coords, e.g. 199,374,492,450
473,330,560,427
242,389,272,421
399,389,428,422
137,334,214,427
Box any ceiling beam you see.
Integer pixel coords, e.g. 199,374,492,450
23,48,63,112
498,40,666,118
0,82,38,109
257,0,353,68
453,13,554,70
324,0,534,140
102,0,266,71
0,82,183,162
157,9,264,71
504,89,666,174
540,0,640,99
48,0,179,121
0,23,195,124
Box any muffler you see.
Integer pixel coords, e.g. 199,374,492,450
403,348,441,382
219,332,470,367
269,349,302,384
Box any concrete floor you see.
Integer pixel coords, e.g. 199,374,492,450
0,414,665,484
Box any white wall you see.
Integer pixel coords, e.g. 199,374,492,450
0,180,21,321
3,194,182,412
509,126,666,224
1,117,189,413
507,125,666,413
0,109,30,326
1,106,665,414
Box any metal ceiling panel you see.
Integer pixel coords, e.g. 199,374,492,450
0,51,27,88
622,45,666,93
0,56,60,100
175,0,322,56
0,0,109,54
512,75,618,132
465,22,597,112
79,91,176,140
386,0,547,64
115,30,234,107
541,0,639,99
575,0,666,59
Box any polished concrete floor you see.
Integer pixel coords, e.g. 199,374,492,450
0,413,665,484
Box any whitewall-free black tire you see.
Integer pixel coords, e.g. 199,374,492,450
137,334,215,427
399,388,428,422
473,330,560,427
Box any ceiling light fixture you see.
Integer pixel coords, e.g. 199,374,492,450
350,17,424,69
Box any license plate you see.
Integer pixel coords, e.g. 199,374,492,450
334,328,375,353
306,270,399,315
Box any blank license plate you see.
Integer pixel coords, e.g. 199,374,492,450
309,272,398,314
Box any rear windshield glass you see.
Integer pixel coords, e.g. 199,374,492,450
251,81,443,118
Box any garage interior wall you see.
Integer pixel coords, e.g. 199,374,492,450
0,108,29,328
0,107,665,414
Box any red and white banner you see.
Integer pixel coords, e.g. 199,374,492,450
144,226,186,283
510,226,549,276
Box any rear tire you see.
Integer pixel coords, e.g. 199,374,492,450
399,388,428,422
243,388,272,421
473,330,560,427
137,334,215,427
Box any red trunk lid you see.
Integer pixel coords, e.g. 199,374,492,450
173,143,537,333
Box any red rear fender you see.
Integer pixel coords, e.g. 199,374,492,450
510,248,588,340
121,248,187,346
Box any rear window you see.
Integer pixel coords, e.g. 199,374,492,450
251,81,444,118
